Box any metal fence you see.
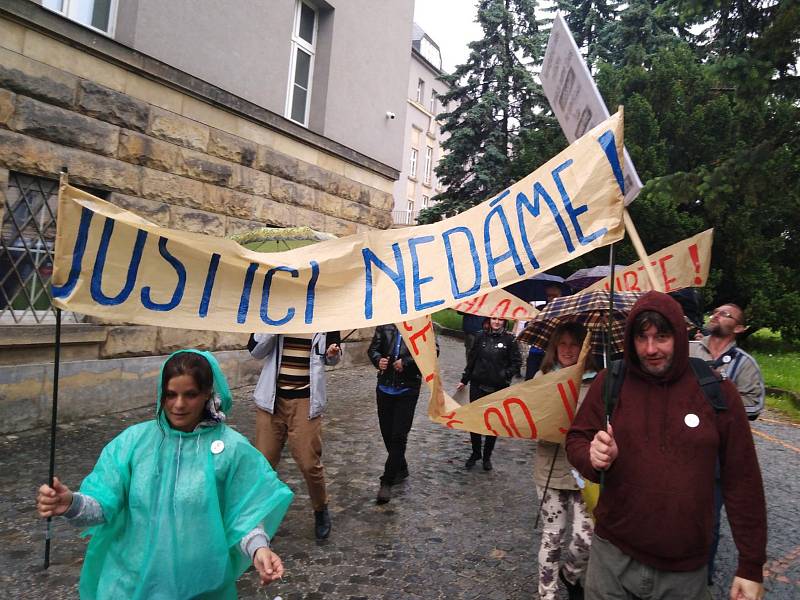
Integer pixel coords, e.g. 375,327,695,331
0,172,80,324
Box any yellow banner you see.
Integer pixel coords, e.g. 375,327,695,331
584,229,713,293
399,316,587,442
52,112,626,333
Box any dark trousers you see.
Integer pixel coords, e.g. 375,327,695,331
468,384,498,459
376,386,420,484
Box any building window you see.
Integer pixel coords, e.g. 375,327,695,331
429,90,437,114
409,147,418,179
423,146,433,186
42,0,118,35
421,195,430,210
406,199,415,225
286,0,317,126
416,79,424,103
0,172,84,324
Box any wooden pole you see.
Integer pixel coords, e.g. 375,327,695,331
623,209,664,292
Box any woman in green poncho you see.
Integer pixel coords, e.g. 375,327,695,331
36,349,294,599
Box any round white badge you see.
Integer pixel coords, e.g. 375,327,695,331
497,343,505,348
722,355,732,364
684,413,700,428
211,440,225,454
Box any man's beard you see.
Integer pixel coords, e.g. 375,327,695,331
641,357,673,376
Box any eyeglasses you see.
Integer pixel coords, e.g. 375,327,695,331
712,309,740,323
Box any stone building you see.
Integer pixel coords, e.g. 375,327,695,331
0,0,414,432
392,23,450,226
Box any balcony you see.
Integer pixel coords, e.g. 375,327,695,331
392,209,421,226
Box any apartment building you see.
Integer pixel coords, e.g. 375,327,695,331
392,23,450,226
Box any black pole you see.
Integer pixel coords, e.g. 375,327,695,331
44,167,68,569
600,244,617,490
43,307,62,569
534,445,559,528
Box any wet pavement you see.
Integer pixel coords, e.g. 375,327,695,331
1,334,799,599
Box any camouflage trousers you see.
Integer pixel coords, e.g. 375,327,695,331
536,485,594,600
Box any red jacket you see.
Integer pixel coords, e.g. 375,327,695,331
566,291,766,582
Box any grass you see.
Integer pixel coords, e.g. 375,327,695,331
745,329,800,394
765,394,800,422
431,308,463,331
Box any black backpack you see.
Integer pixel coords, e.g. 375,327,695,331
604,357,728,417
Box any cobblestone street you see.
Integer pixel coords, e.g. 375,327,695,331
1,335,798,599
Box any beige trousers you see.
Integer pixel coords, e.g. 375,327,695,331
255,398,328,511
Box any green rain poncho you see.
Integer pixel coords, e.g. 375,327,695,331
76,349,293,599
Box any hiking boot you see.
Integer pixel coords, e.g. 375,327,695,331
376,483,391,504
314,505,331,540
559,567,584,600
482,458,493,471
465,454,481,469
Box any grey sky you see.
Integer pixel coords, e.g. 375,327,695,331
413,0,482,73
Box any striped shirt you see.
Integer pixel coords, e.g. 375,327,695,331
277,334,313,399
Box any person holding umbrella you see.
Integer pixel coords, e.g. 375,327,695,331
533,323,596,600
456,317,521,471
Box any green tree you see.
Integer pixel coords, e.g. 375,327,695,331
417,0,557,223
593,0,800,339
545,0,620,63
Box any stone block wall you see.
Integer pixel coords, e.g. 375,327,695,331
0,13,392,432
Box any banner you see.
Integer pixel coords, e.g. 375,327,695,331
583,229,713,293
52,112,627,333
452,288,538,321
541,14,643,205
399,316,588,442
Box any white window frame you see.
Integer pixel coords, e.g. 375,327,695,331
406,199,415,224
42,0,119,36
416,78,424,103
429,90,436,114
423,146,433,186
409,147,418,179
421,195,430,210
285,0,318,127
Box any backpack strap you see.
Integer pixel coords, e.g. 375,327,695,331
688,357,727,412
605,358,727,417
604,359,626,419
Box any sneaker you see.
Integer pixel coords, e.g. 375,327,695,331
376,483,391,504
482,458,493,471
559,568,584,600
314,505,331,540
465,454,481,469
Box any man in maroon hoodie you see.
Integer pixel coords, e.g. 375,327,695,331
566,291,766,600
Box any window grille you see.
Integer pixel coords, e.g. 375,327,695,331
0,172,81,324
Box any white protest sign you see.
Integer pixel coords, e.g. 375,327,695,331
541,13,643,204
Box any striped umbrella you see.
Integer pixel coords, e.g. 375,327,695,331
517,290,644,358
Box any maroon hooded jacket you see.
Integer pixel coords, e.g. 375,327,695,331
566,291,766,582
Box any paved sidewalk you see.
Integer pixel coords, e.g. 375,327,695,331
1,335,798,599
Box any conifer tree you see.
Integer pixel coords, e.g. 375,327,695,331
417,0,555,223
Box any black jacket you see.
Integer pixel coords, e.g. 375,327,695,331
368,324,436,389
461,329,521,390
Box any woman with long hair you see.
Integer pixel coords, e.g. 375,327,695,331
534,323,596,600
456,317,521,471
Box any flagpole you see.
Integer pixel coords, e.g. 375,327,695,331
44,167,68,569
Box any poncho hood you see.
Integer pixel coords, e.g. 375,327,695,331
156,349,232,431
